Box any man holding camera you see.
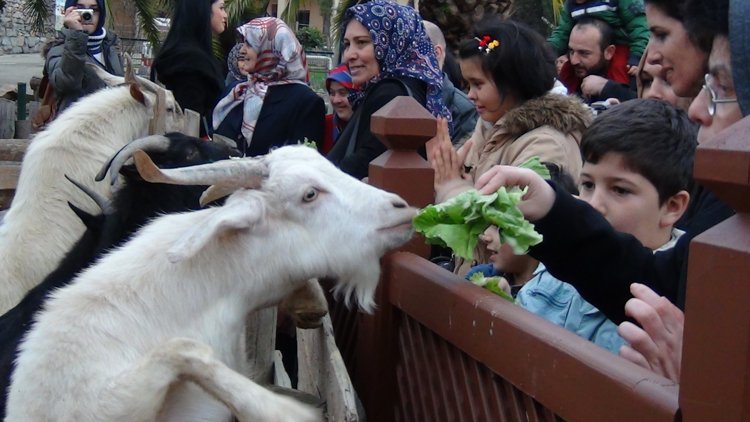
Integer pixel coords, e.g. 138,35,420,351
43,0,123,113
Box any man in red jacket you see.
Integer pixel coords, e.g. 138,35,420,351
559,17,636,104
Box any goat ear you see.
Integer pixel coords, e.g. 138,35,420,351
130,83,147,105
166,193,263,263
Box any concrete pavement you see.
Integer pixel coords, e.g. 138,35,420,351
0,53,45,90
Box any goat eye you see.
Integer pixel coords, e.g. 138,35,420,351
303,188,318,202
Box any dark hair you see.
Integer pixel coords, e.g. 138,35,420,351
643,0,684,21
581,99,697,204
458,17,555,103
159,0,216,59
683,0,728,52
573,17,614,51
644,0,711,53
443,50,466,91
543,162,579,196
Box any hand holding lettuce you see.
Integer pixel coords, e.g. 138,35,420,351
412,156,549,261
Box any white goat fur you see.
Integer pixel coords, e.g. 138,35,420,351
7,146,415,422
0,84,184,314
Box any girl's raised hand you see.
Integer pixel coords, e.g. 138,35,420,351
430,117,472,191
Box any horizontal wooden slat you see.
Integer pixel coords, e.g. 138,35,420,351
387,252,679,422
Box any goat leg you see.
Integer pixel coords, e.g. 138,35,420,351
97,337,321,422
280,278,329,329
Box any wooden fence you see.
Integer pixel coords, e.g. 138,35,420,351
325,96,750,421
1,97,748,421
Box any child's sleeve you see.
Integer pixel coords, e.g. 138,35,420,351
619,0,650,66
546,5,574,57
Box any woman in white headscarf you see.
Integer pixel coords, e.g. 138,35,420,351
213,17,325,156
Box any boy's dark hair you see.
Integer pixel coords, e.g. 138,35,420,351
543,162,579,196
581,99,697,204
573,17,614,51
458,17,556,103
683,0,728,53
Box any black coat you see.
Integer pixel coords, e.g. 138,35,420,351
328,77,427,180
214,83,325,157
153,46,224,137
529,182,734,324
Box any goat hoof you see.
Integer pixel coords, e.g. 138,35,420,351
292,310,328,329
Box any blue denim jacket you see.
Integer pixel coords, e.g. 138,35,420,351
516,264,626,354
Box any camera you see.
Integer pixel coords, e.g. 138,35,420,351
77,8,94,23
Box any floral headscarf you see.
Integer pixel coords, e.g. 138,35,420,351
226,43,245,82
344,0,450,121
212,17,308,149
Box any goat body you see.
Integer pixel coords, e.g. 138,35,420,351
0,134,237,418
0,84,184,313
6,146,415,421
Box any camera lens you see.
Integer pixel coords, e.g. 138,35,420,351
81,10,92,21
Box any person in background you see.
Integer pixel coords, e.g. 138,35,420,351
328,0,450,180
560,17,636,103
617,0,743,382
322,65,357,154
430,17,591,277
152,0,227,138
423,20,478,145
548,0,650,76
636,48,693,110
224,43,247,88
44,0,123,113
213,17,325,156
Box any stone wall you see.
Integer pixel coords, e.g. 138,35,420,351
0,0,55,55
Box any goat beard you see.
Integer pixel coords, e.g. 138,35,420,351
331,259,381,314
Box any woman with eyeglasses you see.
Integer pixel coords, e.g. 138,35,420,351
460,0,740,382
43,0,124,114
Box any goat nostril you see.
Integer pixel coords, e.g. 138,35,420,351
392,200,407,209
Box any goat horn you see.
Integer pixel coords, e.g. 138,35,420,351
96,135,172,185
64,174,115,215
133,151,268,188
199,185,237,207
123,53,136,84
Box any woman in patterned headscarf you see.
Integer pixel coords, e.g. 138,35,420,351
213,17,325,156
327,0,450,180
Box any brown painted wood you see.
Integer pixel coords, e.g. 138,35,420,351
681,116,750,420
357,96,436,421
387,252,680,422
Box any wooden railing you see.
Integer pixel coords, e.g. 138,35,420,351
327,96,750,421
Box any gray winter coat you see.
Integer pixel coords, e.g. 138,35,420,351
44,28,124,112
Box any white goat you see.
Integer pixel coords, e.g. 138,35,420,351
7,146,415,421
0,81,184,314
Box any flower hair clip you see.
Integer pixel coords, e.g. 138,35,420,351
475,35,500,54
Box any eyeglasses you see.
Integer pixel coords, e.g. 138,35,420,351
703,73,737,116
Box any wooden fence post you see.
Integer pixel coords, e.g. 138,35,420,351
680,115,750,420
355,96,436,421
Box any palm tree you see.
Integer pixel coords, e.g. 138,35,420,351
21,0,270,52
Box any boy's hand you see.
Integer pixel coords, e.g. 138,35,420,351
617,283,684,382
475,166,555,222
627,65,639,76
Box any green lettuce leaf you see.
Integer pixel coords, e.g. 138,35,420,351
518,156,551,180
469,273,515,302
413,187,542,260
